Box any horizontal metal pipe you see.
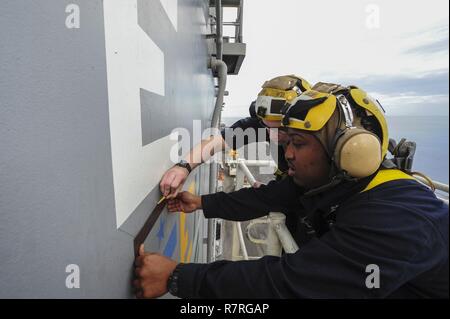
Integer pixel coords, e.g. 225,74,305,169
238,159,276,167
414,176,449,193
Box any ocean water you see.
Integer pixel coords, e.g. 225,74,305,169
222,116,449,184
387,116,449,184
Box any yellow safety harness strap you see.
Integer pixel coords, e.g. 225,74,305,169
362,169,415,193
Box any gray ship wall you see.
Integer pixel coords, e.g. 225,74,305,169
0,0,215,298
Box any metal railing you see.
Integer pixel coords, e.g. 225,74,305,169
411,175,449,205
210,0,244,44
226,158,298,260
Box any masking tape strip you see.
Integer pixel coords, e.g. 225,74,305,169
133,201,166,257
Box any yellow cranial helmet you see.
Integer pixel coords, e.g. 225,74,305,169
281,90,337,131
282,87,389,179
346,86,389,160
255,75,312,122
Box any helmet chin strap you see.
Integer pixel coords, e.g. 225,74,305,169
303,165,357,197
303,176,342,197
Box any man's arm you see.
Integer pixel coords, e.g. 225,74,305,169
202,177,303,221
185,135,226,171
160,134,225,198
167,177,304,222
175,199,445,298
160,117,264,199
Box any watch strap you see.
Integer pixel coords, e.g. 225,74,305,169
167,263,185,296
175,161,192,173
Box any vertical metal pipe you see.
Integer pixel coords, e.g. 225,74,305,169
215,0,223,60
238,0,244,43
207,0,228,263
207,165,217,263
235,222,249,260
270,213,299,254
206,57,227,263
209,58,227,137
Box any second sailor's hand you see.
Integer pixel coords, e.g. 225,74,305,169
159,166,189,199
167,192,202,213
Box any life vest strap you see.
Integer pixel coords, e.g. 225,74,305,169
362,169,415,193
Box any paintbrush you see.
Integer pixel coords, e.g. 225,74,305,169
157,196,166,205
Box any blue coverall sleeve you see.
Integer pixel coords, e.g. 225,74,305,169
177,195,448,298
201,178,303,221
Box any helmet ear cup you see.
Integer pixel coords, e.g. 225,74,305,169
334,128,382,178
249,101,257,118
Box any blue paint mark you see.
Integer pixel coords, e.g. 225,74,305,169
156,217,165,248
163,223,177,258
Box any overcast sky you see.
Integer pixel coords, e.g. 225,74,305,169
222,0,449,117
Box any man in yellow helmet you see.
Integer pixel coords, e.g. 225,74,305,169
159,75,311,199
134,87,449,298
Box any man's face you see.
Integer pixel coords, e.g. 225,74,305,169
261,119,289,145
285,128,331,189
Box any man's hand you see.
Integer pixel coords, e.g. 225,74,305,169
253,181,263,188
159,166,189,199
133,245,177,299
167,192,202,213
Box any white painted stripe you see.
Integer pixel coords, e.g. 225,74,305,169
104,0,173,228
160,0,178,31
137,26,165,96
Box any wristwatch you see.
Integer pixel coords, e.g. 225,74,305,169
167,263,184,296
175,160,192,174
